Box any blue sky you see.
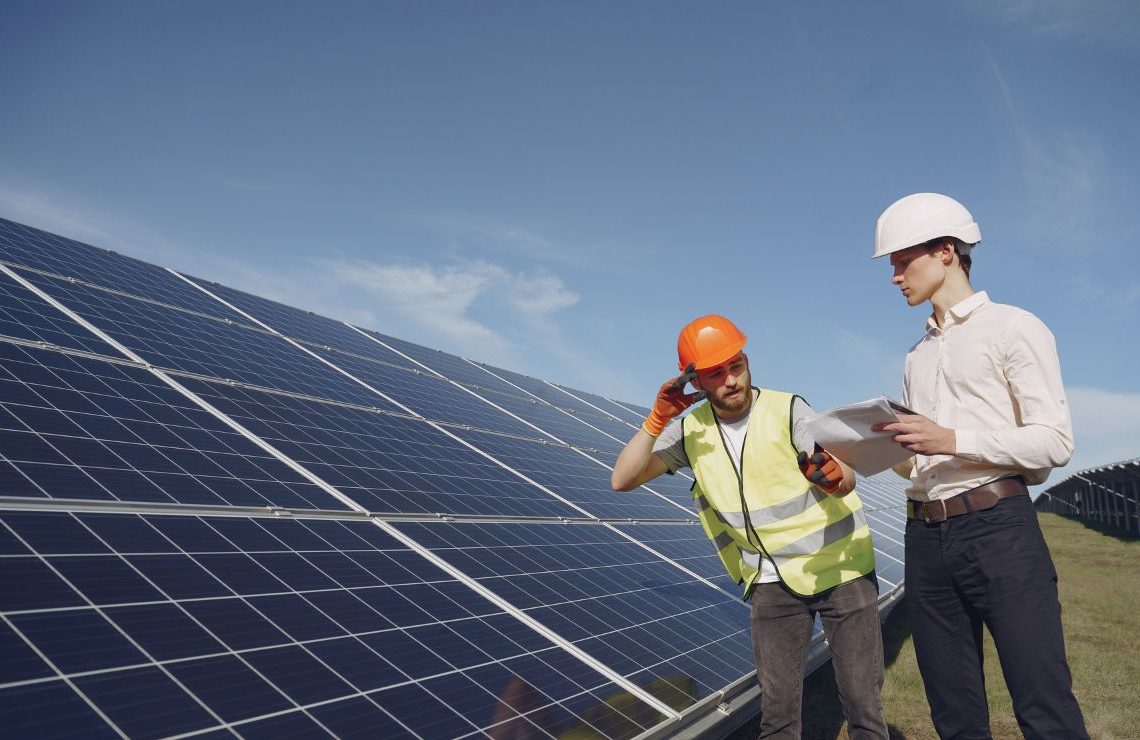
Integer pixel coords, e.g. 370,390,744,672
2,1,1138,487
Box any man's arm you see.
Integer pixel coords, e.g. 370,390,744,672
611,428,671,491
792,398,856,496
872,314,1073,470
612,366,702,491
954,314,1073,469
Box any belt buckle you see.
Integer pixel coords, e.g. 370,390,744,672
922,499,947,523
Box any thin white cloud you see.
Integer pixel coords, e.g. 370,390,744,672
982,51,1108,249
422,214,566,264
417,212,648,273
509,274,580,317
327,258,580,361
0,186,119,248
969,0,1140,52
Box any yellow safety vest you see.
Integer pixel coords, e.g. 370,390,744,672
683,388,875,599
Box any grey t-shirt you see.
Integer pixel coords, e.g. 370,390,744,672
652,393,817,473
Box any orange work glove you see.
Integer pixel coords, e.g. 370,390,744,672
797,447,843,494
642,363,706,436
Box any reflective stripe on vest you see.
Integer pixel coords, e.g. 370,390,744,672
684,388,876,598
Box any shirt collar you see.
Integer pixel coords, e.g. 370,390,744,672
925,291,990,332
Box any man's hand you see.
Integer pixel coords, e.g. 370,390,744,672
871,414,956,456
642,363,706,436
798,447,842,493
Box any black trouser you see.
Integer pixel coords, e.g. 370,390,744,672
905,495,1087,739
750,573,888,739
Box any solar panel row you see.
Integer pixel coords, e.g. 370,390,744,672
0,216,909,738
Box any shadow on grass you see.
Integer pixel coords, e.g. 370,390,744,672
726,597,915,739
1052,513,1139,543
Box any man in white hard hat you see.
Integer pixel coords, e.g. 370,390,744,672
870,193,1087,738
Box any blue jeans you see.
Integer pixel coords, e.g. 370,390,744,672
750,573,887,739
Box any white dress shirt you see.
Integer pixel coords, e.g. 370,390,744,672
899,291,1074,502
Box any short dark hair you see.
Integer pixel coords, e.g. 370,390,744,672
925,237,973,278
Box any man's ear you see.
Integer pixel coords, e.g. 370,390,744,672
936,240,955,266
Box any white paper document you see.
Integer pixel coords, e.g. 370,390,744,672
802,396,915,476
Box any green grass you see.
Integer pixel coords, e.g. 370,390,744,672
729,514,1139,739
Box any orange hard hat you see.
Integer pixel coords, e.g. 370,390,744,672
677,314,747,371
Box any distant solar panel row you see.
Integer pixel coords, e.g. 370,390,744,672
0,216,909,738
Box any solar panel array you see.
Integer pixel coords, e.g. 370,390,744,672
0,216,909,739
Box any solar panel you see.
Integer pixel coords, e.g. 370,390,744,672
0,510,672,738
0,343,346,510
0,218,248,321
0,218,911,738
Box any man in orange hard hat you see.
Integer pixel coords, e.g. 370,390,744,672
612,315,887,739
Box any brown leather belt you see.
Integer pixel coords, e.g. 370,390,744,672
907,476,1028,523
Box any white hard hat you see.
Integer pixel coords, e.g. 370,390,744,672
873,193,981,259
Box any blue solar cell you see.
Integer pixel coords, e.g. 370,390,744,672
477,361,628,420
147,515,239,550
360,629,453,678
613,522,740,596
11,608,147,674
179,376,585,518
106,603,227,661
247,594,347,641
308,696,414,739
181,598,292,651
48,554,165,605
0,681,119,740
73,666,217,738
15,269,393,408
395,520,756,710
553,382,650,427
251,551,340,591
305,637,404,691
194,553,287,594
179,276,419,369
0,343,349,510
237,710,330,739
302,551,382,588
308,344,547,438
301,589,393,633
0,620,53,684
242,645,356,705
77,516,188,555
0,269,119,355
205,516,290,551
256,517,336,551
453,428,691,520
166,655,293,723
0,556,85,611
126,555,231,599
2,511,110,554
378,683,480,737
